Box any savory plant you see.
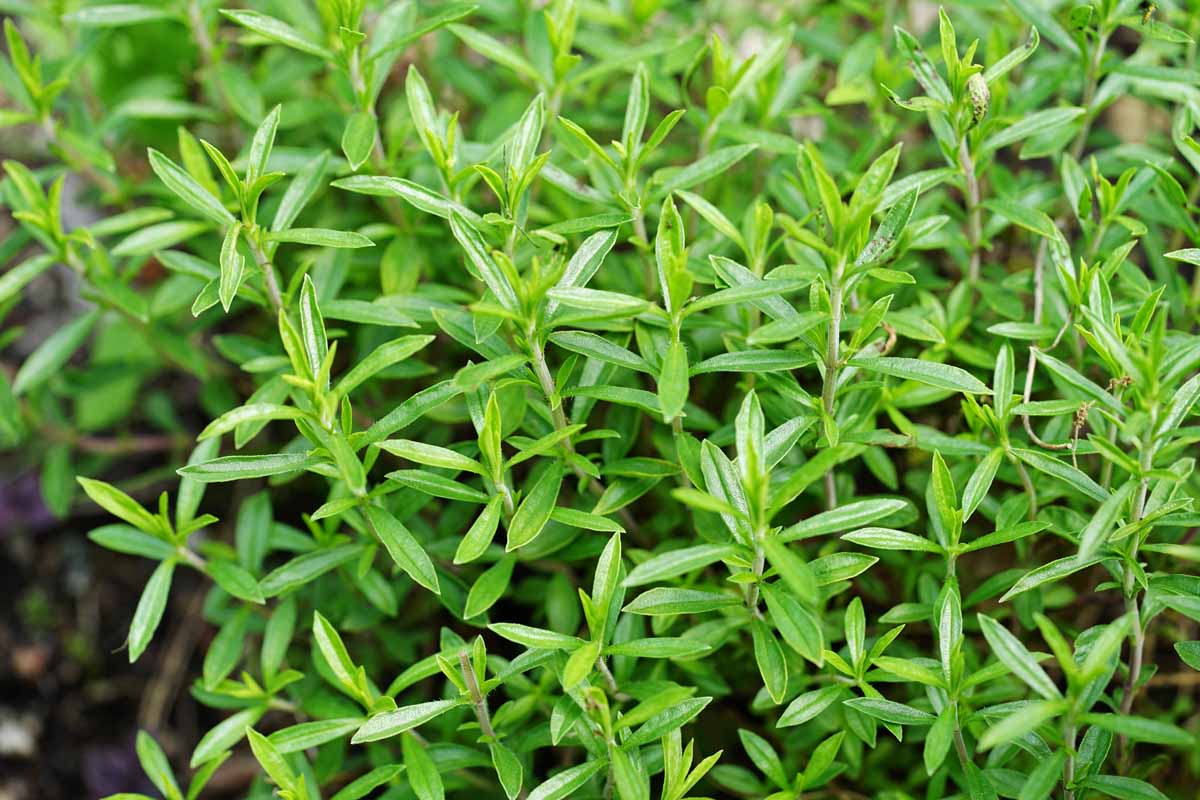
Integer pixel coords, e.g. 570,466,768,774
3,0,1200,798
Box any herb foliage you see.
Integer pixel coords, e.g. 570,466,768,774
4,1,1200,798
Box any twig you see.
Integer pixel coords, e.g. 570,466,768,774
958,135,983,283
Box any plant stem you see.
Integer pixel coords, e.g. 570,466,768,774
1064,721,1077,800
459,650,497,741
1118,421,1156,761
530,333,573,442
529,328,641,536
822,265,844,510
746,539,766,613
596,656,628,701
958,135,983,282
249,236,284,314
1069,32,1108,162
633,207,655,300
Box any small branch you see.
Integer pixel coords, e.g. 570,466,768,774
249,237,284,314
821,269,844,510
1064,722,1077,800
458,650,498,741
957,135,983,283
1020,241,1072,451
1069,33,1108,162
595,657,629,702
745,541,766,613
1013,457,1038,520
529,330,641,536
1118,426,1155,765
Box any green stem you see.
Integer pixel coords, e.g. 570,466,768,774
458,650,498,741
1118,422,1155,738
1069,32,1108,162
958,134,983,282
821,265,844,510
249,235,284,314
1064,721,1077,800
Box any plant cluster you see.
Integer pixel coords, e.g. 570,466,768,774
4,0,1200,798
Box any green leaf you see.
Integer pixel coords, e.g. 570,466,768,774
852,357,990,394
622,544,739,587
190,707,263,768
1017,749,1065,800
623,697,711,747
77,476,163,535
604,637,712,659
1011,448,1108,502
260,545,361,597
778,685,844,727
329,766,403,800
202,609,248,689
1078,480,1136,558
856,187,918,267
761,583,824,664
1082,714,1193,747
403,733,445,800
352,699,463,743
376,439,483,474
1176,641,1200,671
983,197,1058,239
762,537,818,605
656,144,757,196
13,309,100,395
148,148,234,226
489,622,580,650
89,525,175,560
1080,776,1170,800
843,697,936,725
751,618,787,704
218,222,245,312
64,4,176,26
312,610,359,693
449,211,520,313
525,759,608,800
456,495,505,564
448,24,541,83
178,453,324,482
207,561,265,604
465,556,515,618
549,331,650,373
780,498,907,541
923,704,955,776
611,746,649,800
269,718,362,753
0,253,54,305
491,743,524,800
332,176,484,225
342,111,378,171
982,107,1084,154
506,462,564,550
198,403,306,441
336,335,435,396
657,340,689,423
623,587,740,615
220,10,333,59
366,505,441,594
128,559,175,662
978,699,1066,751
136,730,182,800
977,614,1060,700
269,228,374,248
843,526,941,552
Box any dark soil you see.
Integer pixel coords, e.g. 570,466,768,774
0,473,221,800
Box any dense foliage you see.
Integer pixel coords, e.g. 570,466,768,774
5,0,1200,798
